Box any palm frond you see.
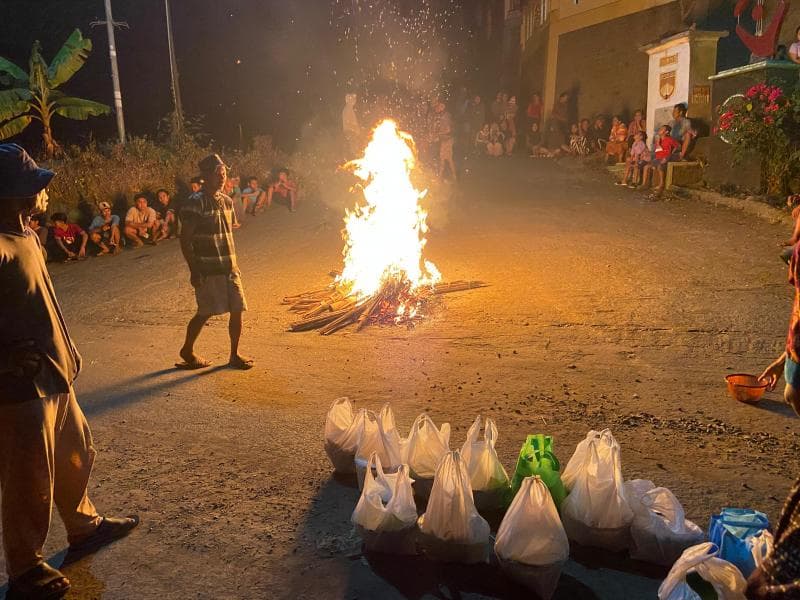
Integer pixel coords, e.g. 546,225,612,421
47,29,92,88
0,57,28,85
53,96,110,120
0,115,32,139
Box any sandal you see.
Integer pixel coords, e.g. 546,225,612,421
6,563,70,600
65,515,139,562
228,356,254,370
175,357,213,370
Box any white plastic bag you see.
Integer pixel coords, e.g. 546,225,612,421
625,479,705,566
560,429,633,551
460,416,511,511
352,452,418,554
418,450,490,563
658,542,747,600
562,429,613,489
354,405,403,489
748,529,774,570
324,397,366,474
496,476,569,600
405,413,451,498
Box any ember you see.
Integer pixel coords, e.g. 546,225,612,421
284,119,486,334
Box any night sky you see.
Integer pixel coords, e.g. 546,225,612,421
1,0,480,152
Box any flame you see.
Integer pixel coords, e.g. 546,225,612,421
338,119,441,301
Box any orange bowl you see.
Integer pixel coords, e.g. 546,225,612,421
725,374,768,404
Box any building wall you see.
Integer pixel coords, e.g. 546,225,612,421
553,2,683,122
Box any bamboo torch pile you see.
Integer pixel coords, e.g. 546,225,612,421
283,279,487,335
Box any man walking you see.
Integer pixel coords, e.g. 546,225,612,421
0,144,138,599
178,154,253,370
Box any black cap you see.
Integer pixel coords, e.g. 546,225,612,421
198,153,228,174
0,144,55,199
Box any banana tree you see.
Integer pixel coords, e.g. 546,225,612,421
0,29,110,157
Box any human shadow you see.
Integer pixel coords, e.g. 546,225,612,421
752,397,799,418
80,364,227,418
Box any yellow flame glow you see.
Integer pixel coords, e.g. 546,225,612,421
338,119,441,300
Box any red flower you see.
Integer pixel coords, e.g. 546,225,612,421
764,116,775,124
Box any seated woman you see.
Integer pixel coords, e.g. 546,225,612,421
487,122,504,157
605,115,629,164
568,123,590,156
474,124,490,155
526,122,551,157
543,119,569,157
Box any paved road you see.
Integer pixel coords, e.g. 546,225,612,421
2,157,798,599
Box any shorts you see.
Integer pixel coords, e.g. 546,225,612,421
194,270,248,316
786,355,800,389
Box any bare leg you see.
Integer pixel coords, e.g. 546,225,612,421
228,312,253,369
124,227,143,247
785,383,800,417
180,313,210,364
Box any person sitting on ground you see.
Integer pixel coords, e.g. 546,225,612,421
27,212,48,261
267,168,299,211
500,119,515,156
617,131,649,187
487,122,505,157
241,176,266,216
526,121,550,157
152,189,177,241
475,123,490,155
639,125,680,194
543,119,569,157
669,103,696,161
51,212,88,262
124,193,158,247
190,176,203,194
88,201,121,255
568,122,590,156
628,109,646,143
588,115,609,152
605,116,629,164
780,194,800,264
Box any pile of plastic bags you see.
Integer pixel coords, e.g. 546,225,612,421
325,400,771,598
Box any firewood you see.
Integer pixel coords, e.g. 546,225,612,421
319,302,367,335
356,293,384,331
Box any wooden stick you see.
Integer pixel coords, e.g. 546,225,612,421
320,303,367,335
356,293,384,331
289,307,353,331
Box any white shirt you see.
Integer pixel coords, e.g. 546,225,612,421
790,42,800,59
125,206,156,225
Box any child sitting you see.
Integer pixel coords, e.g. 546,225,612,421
616,131,649,187
640,125,681,195
605,115,628,164
568,123,590,156
526,122,550,157
487,122,504,157
474,124,490,155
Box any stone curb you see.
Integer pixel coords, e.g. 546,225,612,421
670,186,793,227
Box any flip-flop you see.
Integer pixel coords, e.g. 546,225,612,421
65,515,140,561
228,357,254,370
6,563,70,600
175,358,213,370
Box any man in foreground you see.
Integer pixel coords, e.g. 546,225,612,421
178,153,253,370
0,143,138,599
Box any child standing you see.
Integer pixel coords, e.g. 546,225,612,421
640,125,680,195
616,131,649,187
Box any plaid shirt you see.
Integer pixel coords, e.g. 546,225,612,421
787,246,800,364
180,190,238,276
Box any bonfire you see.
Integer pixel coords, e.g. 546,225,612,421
284,119,486,334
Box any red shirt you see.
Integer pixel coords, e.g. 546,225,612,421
53,223,84,246
655,136,680,161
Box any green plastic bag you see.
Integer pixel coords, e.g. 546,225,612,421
510,434,568,508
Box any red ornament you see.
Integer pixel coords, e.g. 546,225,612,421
735,0,790,58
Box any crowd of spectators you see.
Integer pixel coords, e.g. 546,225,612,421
451,88,697,197
27,167,299,263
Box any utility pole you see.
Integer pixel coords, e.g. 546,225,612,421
165,0,184,135
91,1,128,144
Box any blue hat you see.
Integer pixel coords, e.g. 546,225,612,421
0,144,55,199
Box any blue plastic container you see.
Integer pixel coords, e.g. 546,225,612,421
708,508,770,577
